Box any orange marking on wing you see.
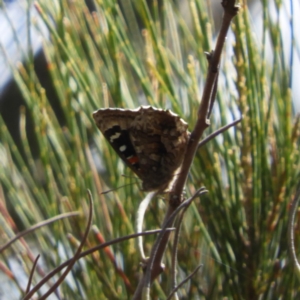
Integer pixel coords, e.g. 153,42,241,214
128,156,139,164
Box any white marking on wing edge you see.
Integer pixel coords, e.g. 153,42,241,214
119,145,127,152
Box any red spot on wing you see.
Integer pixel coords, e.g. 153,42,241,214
127,156,139,165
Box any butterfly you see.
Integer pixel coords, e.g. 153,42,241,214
93,106,189,192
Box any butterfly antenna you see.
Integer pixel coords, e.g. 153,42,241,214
100,183,135,195
121,173,139,181
100,174,141,195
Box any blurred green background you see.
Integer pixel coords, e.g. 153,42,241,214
0,0,299,299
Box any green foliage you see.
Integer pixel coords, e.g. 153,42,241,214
0,0,299,299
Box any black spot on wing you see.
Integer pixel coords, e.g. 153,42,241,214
104,125,139,168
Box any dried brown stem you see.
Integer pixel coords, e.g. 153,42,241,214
198,117,242,148
166,264,203,300
0,212,79,253
173,1,240,197
133,1,240,299
170,198,194,297
21,228,172,299
26,255,40,294
133,188,207,299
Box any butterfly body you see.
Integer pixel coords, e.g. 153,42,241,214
93,106,189,192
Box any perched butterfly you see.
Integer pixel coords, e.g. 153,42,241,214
93,106,189,192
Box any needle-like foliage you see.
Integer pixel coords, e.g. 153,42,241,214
0,0,299,299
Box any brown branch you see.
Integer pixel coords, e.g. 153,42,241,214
173,1,240,197
133,1,240,299
21,228,173,299
133,188,207,299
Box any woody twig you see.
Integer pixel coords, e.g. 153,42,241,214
133,1,240,299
